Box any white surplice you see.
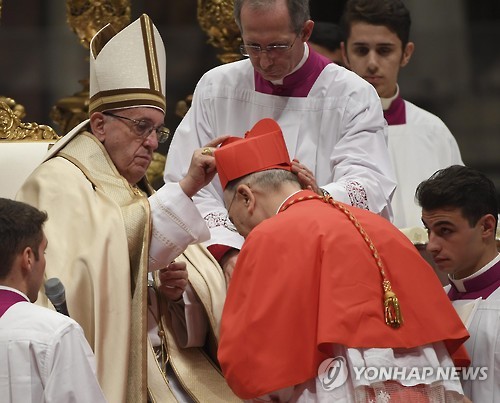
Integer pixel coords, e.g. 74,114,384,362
165,56,396,251
386,98,463,229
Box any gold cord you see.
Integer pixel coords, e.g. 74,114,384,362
279,193,403,328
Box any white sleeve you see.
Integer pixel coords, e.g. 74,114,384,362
164,89,245,250
321,84,396,221
149,182,210,271
446,127,464,166
44,322,107,402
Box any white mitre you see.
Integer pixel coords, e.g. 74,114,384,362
45,14,167,159
89,13,167,114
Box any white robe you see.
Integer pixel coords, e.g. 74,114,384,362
252,343,465,403
165,59,396,250
447,256,500,403
387,99,463,229
460,288,500,402
149,182,210,269
0,287,107,403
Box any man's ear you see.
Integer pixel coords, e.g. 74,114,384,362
400,41,415,68
89,112,106,142
302,20,314,42
237,184,257,214
340,41,350,69
480,214,497,239
20,246,33,273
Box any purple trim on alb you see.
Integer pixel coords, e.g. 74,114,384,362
384,95,406,125
448,260,500,300
254,46,331,97
0,289,26,317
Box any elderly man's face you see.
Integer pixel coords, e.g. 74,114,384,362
97,107,164,185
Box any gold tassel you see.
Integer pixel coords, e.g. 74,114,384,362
312,196,405,329
383,280,403,328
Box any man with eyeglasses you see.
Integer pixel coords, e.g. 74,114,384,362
16,15,230,403
164,0,397,286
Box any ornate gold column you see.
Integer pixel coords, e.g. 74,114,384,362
197,0,242,64
0,97,59,140
174,0,243,120
0,0,58,141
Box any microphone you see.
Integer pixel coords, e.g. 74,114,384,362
45,278,70,317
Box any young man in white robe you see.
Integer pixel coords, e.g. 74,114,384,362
341,0,464,230
0,198,107,403
416,165,500,402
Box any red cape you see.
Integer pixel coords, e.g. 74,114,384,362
218,191,469,399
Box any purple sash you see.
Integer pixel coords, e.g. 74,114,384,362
384,95,406,125
448,260,500,300
0,289,26,318
254,45,331,97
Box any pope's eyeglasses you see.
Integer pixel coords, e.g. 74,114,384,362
103,111,170,143
239,34,299,58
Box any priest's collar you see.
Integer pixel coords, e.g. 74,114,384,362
382,84,406,125
254,43,331,97
270,42,309,86
448,253,500,294
276,190,302,214
0,285,29,301
381,85,399,111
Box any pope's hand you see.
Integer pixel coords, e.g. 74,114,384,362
179,135,229,198
158,261,188,301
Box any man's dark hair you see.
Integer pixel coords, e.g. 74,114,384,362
340,0,411,48
415,165,499,229
0,198,47,279
309,21,344,52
